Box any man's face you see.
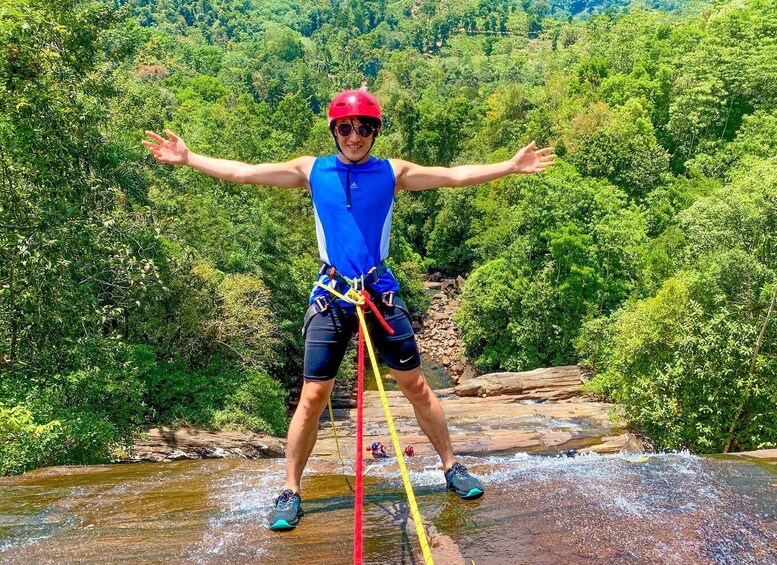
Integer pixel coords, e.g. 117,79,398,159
334,117,374,163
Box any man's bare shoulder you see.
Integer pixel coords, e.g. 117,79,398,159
290,155,317,181
292,155,317,168
388,158,414,178
388,158,412,169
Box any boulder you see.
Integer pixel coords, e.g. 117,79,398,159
454,366,585,399
441,279,457,293
131,427,285,462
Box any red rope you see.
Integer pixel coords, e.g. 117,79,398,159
354,292,394,564
354,318,365,564
360,290,394,335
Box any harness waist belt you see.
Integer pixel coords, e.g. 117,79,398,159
314,261,393,313
318,260,389,289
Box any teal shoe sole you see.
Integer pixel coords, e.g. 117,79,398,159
269,519,296,530
462,488,484,500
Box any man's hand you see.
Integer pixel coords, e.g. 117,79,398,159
393,140,557,191
512,141,556,174
142,130,189,165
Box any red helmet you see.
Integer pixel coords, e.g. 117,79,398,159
328,90,382,125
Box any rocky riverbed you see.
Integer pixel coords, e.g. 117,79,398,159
415,275,477,384
127,276,641,463
8,277,777,564
127,365,640,463
7,278,776,564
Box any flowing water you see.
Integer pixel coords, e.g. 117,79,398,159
1,451,775,564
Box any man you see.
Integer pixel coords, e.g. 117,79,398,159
143,89,555,530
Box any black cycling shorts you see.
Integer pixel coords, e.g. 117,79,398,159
302,297,421,381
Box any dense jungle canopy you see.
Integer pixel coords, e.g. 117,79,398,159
1,0,775,474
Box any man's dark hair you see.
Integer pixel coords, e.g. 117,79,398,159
358,116,382,133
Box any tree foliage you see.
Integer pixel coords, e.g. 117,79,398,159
3,0,777,475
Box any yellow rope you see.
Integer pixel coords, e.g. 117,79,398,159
355,306,434,565
313,280,364,305
327,399,345,464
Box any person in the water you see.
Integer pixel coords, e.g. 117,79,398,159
143,89,556,530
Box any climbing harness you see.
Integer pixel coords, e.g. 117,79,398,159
314,261,393,312
314,276,434,565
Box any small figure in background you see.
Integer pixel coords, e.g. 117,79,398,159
367,442,389,458
404,446,414,457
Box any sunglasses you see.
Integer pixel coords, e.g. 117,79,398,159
335,122,377,138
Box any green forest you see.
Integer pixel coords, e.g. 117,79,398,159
1,0,775,475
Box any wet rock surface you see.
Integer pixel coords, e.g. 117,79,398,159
2,453,776,564
5,277,777,563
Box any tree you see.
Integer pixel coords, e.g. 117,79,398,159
571,99,669,198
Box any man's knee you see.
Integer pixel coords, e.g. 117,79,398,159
295,379,333,418
395,370,429,403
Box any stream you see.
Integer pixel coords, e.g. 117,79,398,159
1,451,775,564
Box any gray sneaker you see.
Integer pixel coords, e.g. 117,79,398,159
444,462,484,500
268,489,304,530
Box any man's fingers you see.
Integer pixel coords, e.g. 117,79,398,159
525,140,537,150
539,154,557,162
145,130,165,143
164,129,179,141
536,146,554,155
141,144,162,159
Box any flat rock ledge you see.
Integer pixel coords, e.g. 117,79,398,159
724,449,777,465
127,427,285,463
312,386,642,460
454,365,592,399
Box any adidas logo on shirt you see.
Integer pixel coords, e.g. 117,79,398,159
350,182,358,189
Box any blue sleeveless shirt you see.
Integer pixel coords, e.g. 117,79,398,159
308,155,400,305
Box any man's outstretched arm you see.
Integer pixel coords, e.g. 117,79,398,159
391,141,556,192
142,130,313,189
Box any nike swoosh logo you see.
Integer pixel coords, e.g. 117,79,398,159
399,356,415,364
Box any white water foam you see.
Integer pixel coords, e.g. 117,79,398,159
188,461,287,563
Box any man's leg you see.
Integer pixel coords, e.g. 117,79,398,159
392,366,456,471
270,304,353,530
283,377,336,493
392,366,484,499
